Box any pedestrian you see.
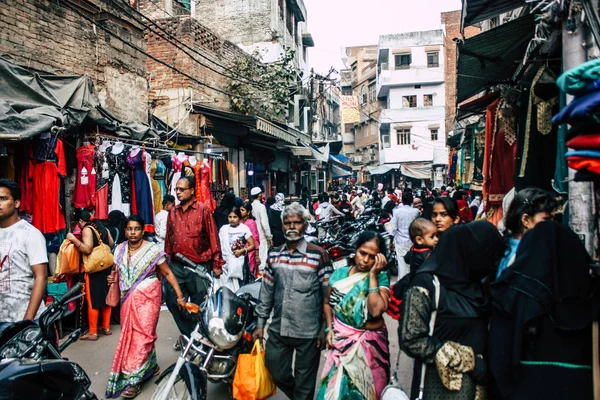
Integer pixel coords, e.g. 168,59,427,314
301,186,310,210
316,192,344,222
268,193,286,247
453,191,473,222
217,207,256,291
318,231,391,400
240,201,261,278
413,197,424,213
252,202,333,400
371,190,382,208
339,194,353,220
106,210,128,245
213,191,236,231
105,215,186,399
431,197,460,236
250,187,273,271
351,189,364,218
469,196,481,220
154,194,175,248
164,176,224,342
400,221,505,400
0,179,48,333
67,208,115,341
391,192,421,278
489,221,598,399
495,187,557,279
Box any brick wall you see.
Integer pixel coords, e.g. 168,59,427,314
0,0,149,123
441,11,480,133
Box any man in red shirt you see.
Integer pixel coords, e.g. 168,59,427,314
165,176,224,339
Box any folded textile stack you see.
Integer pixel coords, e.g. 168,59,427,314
553,59,600,182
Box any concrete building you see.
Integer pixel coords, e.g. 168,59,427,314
376,30,448,188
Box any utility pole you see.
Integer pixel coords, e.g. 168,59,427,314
564,18,594,255
307,68,315,197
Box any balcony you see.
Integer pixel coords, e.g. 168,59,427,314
377,64,444,98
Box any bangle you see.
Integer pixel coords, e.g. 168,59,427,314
325,327,333,333
177,297,185,302
368,287,379,294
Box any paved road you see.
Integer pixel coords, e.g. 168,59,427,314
64,310,413,399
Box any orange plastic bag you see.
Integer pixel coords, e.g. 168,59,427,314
233,340,276,400
56,240,80,276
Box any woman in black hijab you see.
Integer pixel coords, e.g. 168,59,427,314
489,221,598,399
213,192,236,230
400,221,505,399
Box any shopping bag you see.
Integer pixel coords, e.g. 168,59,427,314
105,266,120,307
233,339,276,400
56,240,80,276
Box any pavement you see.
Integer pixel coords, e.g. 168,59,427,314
64,310,413,400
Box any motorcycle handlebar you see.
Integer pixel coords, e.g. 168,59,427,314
55,282,83,308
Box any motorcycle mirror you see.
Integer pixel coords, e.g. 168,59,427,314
185,303,200,314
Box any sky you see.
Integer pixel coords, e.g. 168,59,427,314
303,0,462,75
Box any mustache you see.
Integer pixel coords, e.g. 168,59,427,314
285,229,300,236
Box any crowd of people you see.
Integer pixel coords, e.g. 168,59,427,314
1,174,599,400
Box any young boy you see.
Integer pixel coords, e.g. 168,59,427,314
388,218,438,319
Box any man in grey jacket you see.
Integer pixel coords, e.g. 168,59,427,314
251,187,272,271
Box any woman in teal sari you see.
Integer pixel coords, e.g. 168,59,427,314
105,216,186,399
318,231,391,400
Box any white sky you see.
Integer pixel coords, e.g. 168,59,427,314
303,0,462,75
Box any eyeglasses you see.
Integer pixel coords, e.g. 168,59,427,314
175,187,191,192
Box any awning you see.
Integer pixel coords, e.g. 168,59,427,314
462,0,525,27
457,91,500,120
256,118,297,144
331,164,352,178
0,56,159,141
447,131,464,148
401,162,432,179
457,14,535,103
368,165,394,175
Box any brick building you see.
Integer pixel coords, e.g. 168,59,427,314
0,0,149,123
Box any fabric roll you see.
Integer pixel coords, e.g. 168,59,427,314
556,58,600,95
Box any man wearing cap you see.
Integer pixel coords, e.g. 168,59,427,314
251,187,272,271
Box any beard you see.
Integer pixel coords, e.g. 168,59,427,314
284,229,303,242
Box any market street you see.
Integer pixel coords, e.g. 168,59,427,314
63,310,412,400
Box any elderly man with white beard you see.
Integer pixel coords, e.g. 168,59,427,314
253,202,333,400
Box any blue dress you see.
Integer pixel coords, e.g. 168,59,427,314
128,150,154,228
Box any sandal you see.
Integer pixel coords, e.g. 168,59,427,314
100,328,112,336
80,332,98,341
121,385,141,399
152,367,161,377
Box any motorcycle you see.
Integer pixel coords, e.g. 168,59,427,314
152,254,260,400
0,282,97,400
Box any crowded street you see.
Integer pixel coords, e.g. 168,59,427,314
2,0,600,399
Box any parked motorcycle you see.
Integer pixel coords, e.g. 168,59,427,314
0,282,97,400
152,254,260,400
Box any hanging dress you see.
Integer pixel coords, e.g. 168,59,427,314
183,159,202,202
128,150,155,232
170,155,185,205
72,144,97,209
200,161,216,212
154,159,168,202
150,160,163,215
107,144,132,216
32,136,67,235
95,147,110,220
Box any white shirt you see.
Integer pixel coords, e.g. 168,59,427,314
154,210,169,245
391,205,421,248
252,199,272,241
0,220,48,322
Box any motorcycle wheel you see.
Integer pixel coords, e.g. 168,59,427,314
151,372,192,400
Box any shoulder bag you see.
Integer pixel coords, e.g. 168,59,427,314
105,264,120,307
83,225,114,274
381,275,441,400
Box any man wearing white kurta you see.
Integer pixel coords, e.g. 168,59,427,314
251,187,272,271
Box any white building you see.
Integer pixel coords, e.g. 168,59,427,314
376,30,448,188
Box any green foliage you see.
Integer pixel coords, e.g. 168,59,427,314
227,47,300,121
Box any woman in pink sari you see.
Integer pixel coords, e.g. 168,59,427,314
240,201,260,278
318,231,391,400
105,216,185,399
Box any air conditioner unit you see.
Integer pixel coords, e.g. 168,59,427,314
370,155,376,161
369,148,376,155
380,63,389,71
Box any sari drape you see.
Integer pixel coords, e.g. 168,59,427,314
318,268,390,400
105,242,166,398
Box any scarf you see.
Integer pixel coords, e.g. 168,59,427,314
270,193,285,212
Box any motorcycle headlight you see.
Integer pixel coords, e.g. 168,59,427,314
206,316,242,349
0,326,42,360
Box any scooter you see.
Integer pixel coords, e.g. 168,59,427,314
0,282,97,399
152,254,260,400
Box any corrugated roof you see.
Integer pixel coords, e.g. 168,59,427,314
456,14,535,103
462,0,525,26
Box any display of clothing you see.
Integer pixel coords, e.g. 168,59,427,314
72,144,96,209
170,153,186,205
199,160,216,212
95,143,110,220
32,136,67,235
107,142,132,216
128,148,154,232
16,146,34,214
150,160,163,215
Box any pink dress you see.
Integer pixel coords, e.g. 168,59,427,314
242,218,260,278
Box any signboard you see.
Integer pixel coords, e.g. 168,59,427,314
341,95,360,124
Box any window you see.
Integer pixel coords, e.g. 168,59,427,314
382,133,391,148
430,129,439,141
371,123,377,136
394,53,411,69
361,85,367,105
368,82,376,103
342,86,353,95
397,128,411,145
402,95,417,108
427,52,439,68
424,94,433,107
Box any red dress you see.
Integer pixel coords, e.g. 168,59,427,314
199,161,216,212
72,144,97,209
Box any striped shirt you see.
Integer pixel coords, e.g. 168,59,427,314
255,239,333,339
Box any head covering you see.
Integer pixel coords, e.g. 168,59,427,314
250,187,262,196
419,221,505,304
271,193,285,212
470,196,481,208
220,192,236,210
235,197,244,207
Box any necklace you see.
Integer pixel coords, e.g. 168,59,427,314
128,241,144,253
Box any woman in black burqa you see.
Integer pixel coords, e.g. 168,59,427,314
400,221,505,399
489,221,599,399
